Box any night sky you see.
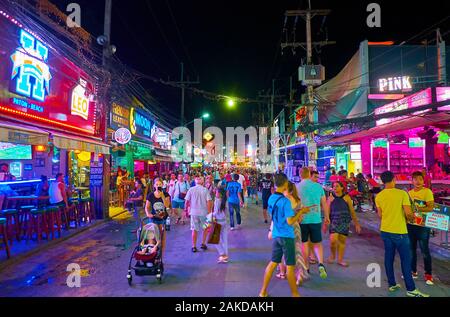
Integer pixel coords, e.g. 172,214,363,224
51,0,448,129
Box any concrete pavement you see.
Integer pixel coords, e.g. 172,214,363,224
0,201,448,297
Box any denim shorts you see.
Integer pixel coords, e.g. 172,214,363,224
271,237,296,266
172,200,185,209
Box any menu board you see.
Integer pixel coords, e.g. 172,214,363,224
425,213,449,231
90,160,104,187
409,203,449,231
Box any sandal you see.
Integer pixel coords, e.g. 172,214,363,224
200,244,208,250
276,273,286,279
338,262,349,267
191,247,198,253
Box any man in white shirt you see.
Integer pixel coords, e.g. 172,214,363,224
237,170,247,207
185,176,213,253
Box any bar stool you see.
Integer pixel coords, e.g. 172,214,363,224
19,205,36,239
45,206,60,240
27,208,48,243
70,199,81,227
1,209,20,244
0,218,10,259
81,198,95,223
55,202,70,230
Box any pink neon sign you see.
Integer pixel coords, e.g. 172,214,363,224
375,88,432,126
436,87,450,103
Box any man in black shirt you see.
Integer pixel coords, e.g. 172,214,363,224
259,173,274,224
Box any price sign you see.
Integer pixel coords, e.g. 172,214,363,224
425,212,449,231
90,160,104,187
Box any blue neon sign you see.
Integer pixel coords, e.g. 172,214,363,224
10,30,52,102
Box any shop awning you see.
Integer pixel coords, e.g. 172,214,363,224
51,132,110,154
320,112,450,145
0,121,49,145
154,149,174,162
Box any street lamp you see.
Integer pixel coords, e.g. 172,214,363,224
226,98,235,108
184,113,210,126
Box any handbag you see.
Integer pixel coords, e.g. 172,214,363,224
207,218,222,244
178,182,187,200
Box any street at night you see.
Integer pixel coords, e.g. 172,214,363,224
0,0,449,306
1,203,448,297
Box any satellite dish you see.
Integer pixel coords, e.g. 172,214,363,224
97,35,108,46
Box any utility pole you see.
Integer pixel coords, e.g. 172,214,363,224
437,28,447,85
168,63,200,126
102,0,112,67
281,2,335,169
101,0,112,220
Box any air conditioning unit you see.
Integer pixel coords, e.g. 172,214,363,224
299,65,325,86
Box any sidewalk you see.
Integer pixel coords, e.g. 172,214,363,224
356,207,450,261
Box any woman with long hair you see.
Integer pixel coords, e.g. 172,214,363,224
213,187,229,263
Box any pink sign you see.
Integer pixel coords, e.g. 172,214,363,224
375,88,432,126
436,87,450,103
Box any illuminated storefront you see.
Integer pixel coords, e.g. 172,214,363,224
0,11,109,218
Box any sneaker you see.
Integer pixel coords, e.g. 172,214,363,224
425,274,434,285
406,289,430,297
230,227,235,231
318,264,328,279
412,272,418,279
388,284,401,292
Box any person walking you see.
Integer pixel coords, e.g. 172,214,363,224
375,171,429,297
259,173,309,298
145,178,169,255
296,167,330,279
171,174,190,224
213,187,229,263
184,176,213,253
226,174,243,230
407,171,435,285
325,181,361,267
260,173,274,224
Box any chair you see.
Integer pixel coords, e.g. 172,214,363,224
0,218,10,259
45,206,60,240
27,208,49,243
1,209,20,244
80,198,95,223
19,205,36,239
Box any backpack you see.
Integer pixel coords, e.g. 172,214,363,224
269,195,285,224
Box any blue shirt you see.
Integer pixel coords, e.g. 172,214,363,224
268,193,295,238
226,181,242,204
296,179,325,224
325,170,331,184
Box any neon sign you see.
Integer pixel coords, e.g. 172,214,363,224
130,107,154,138
114,128,132,145
375,88,432,126
378,76,412,92
71,78,90,120
10,30,52,102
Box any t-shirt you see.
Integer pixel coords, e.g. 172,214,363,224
268,193,295,239
249,175,258,187
146,192,167,224
260,179,273,197
226,181,242,205
368,178,380,188
225,174,232,182
238,174,246,189
185,185,212,216
325,170,332,183
296,179,325,224
375,188,411,234
213,198,227,221
408,187,434,211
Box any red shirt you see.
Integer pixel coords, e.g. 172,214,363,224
368,178,380,188
338,176,348,190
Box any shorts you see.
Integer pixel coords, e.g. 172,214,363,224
190,215,207,232
300,223,322,243
247,187,255,195
262,195,270,209
172,200,185,209
271,237,296,266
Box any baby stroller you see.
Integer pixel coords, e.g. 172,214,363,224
127,218,164,285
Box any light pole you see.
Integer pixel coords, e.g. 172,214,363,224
184,112,210,127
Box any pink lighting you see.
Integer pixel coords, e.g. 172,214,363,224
368,94,405,100
375,88,432,126
436,87,450,102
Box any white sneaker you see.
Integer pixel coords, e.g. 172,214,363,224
230,227,235,231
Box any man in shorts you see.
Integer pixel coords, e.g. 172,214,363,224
259,173,307,297
296,167,330,279
185,176,213,253
260,173,274,224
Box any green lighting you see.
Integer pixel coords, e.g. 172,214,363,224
227,99,235,107
202,113,210,119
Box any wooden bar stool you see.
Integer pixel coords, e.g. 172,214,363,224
19,205,36,239
70,199,80,228
0,218,10,259
1,209,20,244
27,208,48,243
81,198,95,223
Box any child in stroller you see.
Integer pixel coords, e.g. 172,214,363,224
127,218,164,285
